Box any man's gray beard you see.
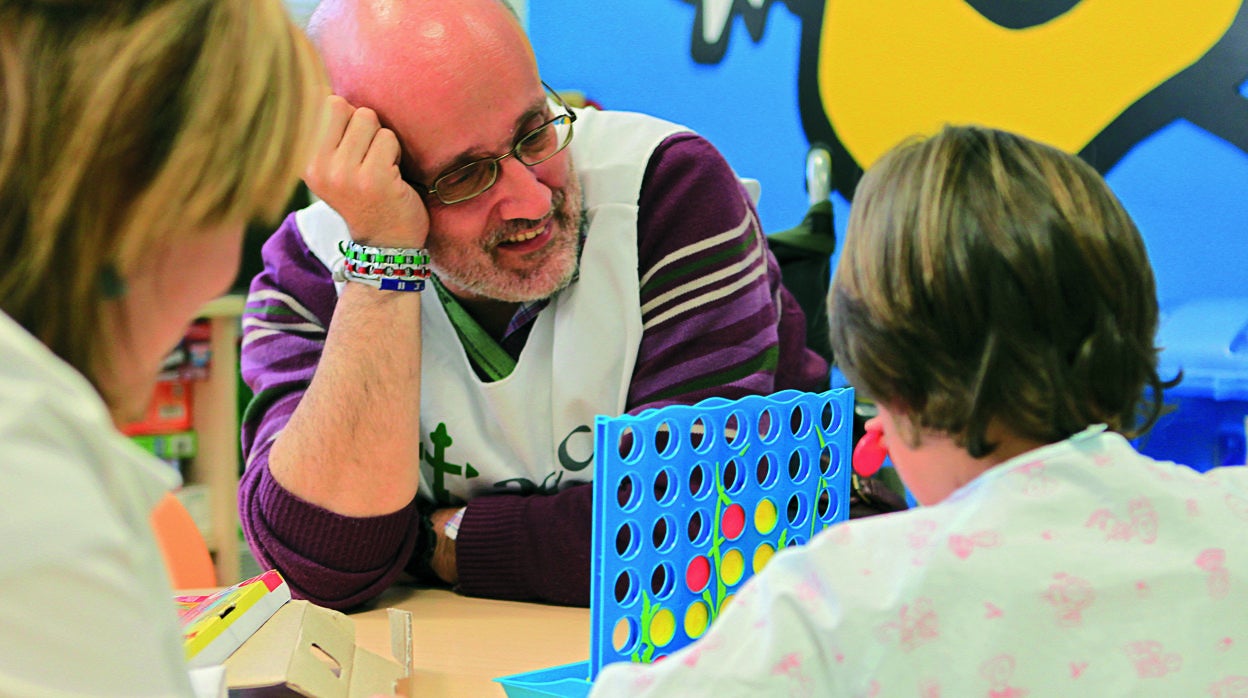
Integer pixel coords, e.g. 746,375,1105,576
430,186,586,303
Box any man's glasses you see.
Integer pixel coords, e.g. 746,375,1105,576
419,82,577,205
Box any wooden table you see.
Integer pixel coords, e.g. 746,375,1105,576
348,586,591,697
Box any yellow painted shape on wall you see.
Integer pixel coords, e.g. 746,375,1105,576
819,0,1240,167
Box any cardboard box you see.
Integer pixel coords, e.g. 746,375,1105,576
224,600,412,697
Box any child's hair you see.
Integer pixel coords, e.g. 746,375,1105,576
0,0,326,390
828,124,1168,457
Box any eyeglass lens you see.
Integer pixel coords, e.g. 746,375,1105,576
433,112,575,204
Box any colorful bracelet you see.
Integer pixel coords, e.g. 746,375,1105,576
333,240,430,292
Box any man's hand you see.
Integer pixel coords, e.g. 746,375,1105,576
304,95,429,248
428,506,461,585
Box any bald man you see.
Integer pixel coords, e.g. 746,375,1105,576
239,0,828,609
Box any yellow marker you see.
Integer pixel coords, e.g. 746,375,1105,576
650,608,677,647
754,498,778,535
684,601,710,639
753,542,776,573
721,548,745,586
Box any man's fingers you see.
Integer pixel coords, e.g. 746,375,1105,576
335,106,384,170
302,96,428,247
315,95,355,160
361,127,405,179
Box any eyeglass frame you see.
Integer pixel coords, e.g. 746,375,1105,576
413,81,578,205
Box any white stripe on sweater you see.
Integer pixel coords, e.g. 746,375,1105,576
639,207,754,289
245,289,323,326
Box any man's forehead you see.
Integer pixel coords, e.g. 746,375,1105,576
318,0,536,111
316,0,544,178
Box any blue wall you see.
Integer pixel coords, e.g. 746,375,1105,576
530,2,822,244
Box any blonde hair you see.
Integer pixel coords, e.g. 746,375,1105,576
829,125,1167,456
0,0,325,389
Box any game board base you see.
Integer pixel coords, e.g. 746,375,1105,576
494,660,593,698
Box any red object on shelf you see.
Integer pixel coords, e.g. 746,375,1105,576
121,378,194,436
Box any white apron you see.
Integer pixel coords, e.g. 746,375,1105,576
300,107,687,503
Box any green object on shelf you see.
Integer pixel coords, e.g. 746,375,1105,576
131,431,198,459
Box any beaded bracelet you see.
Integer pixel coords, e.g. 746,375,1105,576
333,240,430,292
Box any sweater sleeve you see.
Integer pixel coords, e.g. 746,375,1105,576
238,213,422,610
630,132,828,406
452,133,830,605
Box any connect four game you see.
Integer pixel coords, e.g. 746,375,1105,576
495,388,854,697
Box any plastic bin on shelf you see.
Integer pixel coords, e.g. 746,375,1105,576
1136,298,1248,472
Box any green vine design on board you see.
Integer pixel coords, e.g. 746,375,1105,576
700,443,750,624
633,590,661,663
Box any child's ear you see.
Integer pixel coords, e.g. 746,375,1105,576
875,401,927,450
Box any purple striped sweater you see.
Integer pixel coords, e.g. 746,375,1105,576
239,132,828,609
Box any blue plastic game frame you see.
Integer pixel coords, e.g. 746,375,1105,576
495,388,854,696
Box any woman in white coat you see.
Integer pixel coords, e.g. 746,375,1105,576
0,1,324,694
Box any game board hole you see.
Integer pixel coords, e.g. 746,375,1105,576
753,498,778,535
787,492,810,528
690,417,711,453
617,473,641,512
753,543,776,573
686,555,711,594
725,411,746,448
612,617,639,654
758,407,780,443
688,462,712,500
819,444,840,476
615,569,639,606
786,534,806,548
720,548,745,586
821,399,843,432
687,510,710,546
684,601,710,639
722,458,744,494
817,488,838,522
755,453,776,488
655,420,679,457
789,403,812,438
651,562,676,599
789,450,811,484
654,468,678,505
652,515,676,553
615,427,641,463
616,521,640,560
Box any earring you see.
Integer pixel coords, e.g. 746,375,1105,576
99,264,127,299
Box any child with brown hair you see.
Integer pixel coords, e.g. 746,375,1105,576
590,124,1248,695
